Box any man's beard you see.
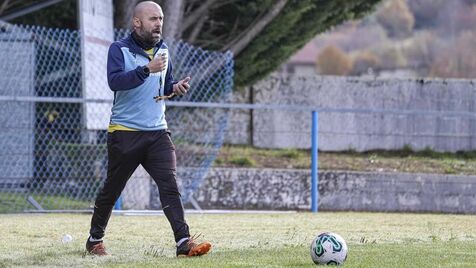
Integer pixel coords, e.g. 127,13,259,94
137,27,160,48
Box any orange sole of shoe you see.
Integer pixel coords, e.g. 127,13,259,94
188,242,212,257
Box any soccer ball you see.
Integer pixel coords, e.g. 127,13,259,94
310,232,348,265
61,234,73,244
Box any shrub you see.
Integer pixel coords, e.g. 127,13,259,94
407,0,446,29
374,45,408,69
316,45,353,75
376,0,415,38
429,31,476,78
401,30,436,69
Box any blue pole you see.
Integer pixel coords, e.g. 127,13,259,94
311,111,319,212
114,195,122,210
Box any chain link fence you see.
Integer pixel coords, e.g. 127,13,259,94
0,24,234,213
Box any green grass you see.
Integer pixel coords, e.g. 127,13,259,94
228,156,256,167
0,192,92,213
214,145,476,174
1,212,475,267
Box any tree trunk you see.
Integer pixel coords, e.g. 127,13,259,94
0,0,12,16
224,0,288,56
181,0,218,32
163,0,185,39
187,14,208,43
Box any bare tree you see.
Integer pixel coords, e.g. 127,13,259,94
162,0,185,39
0,0,12,15
222,0,288,55
187,14,208,43
0,0,36,16
181,0,218,33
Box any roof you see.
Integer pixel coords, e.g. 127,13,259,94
287,40,319,65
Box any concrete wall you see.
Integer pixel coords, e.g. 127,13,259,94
225,74,476,152
224,87,252,145
133,168,476,214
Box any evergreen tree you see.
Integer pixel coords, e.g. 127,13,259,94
227,0,382,85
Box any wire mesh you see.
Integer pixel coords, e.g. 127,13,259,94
0,24,234,212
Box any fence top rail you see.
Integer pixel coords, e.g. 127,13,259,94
1,95,475,118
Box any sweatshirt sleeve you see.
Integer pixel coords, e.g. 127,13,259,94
164,58,177,96
107,42,148,91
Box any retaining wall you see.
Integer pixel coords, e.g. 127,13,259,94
125,168,476,214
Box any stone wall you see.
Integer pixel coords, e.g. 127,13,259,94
192,168,310,210
225,74,476,152
136,168,476,214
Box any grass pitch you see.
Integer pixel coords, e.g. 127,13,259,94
1,212,475,267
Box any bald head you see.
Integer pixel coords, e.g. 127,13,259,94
132,1,164,47
134,1,162,19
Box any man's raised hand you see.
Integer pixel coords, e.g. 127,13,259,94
147,53,168,73
173,77,191,96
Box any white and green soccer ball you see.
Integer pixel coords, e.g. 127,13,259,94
310,232,348,265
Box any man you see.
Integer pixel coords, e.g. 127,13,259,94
85,1,212,257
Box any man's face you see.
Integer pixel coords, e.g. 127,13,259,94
134,5,163,45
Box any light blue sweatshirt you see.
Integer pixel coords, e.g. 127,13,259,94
106,33,176,130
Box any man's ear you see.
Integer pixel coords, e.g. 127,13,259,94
132,17,141,28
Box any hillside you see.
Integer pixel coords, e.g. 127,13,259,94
288,0,476,79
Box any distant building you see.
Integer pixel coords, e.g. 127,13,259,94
281,36,419,79
281,40,319,75
378,69,418,79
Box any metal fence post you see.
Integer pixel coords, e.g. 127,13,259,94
114,196,122,210
311,111,319,212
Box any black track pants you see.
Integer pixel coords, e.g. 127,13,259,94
89,129,190,242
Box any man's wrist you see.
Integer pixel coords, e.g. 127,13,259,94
142,65,150,76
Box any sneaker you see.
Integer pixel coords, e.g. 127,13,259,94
176,234,212,257
86,237,108,256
